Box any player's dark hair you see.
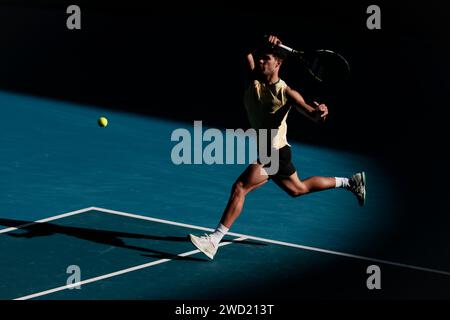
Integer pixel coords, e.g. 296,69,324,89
257,45,289,61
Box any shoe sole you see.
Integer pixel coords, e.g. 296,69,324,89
360,171,366,206
189,234,215,260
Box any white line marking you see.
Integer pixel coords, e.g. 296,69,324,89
92,207,450,277
7,206,450,300
0,207,95,234
14,237,247,300
91,207,216,232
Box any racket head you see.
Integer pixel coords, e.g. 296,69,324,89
294,49,351,84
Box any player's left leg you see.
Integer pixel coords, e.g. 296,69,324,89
272,171,335,196
272,171,366,205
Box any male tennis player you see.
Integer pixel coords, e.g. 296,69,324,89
189,35,366,259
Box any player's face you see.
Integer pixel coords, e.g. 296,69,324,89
258,54,281,75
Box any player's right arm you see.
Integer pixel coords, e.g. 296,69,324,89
246,51,256,71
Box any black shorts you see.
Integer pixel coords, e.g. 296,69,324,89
257,145,296,179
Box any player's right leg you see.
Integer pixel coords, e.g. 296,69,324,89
189,163,269,259
219,162,269,228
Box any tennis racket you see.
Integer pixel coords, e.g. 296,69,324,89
276,42,351,84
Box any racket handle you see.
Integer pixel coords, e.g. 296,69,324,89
277,43,295,53
263,35,302,55
274,42,302,56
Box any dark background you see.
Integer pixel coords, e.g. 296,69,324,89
1,1,449,158
1,1,450,302
2,2,449,201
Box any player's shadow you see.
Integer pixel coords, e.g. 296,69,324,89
0,217,206,261
0,218,265,262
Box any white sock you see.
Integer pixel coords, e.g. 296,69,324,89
335,177,350,188
210,223,229,245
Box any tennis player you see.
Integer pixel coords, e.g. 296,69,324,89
189,35,366,259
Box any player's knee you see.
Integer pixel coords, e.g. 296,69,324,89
288,190,301,198
231,181,247,197
289,184,309,198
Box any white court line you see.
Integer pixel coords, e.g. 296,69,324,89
7,206,450,300
0,207,95,234
92,207,450,277
14,237,247,300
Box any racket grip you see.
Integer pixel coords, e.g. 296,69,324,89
263,35,300,55
276,43,301,56
277,43,295,53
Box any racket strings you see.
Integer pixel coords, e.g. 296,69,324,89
294,50,350,83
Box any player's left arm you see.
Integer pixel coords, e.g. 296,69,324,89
285,86,328,122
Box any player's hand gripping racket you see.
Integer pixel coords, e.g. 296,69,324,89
269,37,351,84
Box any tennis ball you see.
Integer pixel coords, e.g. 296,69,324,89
98,117,108,127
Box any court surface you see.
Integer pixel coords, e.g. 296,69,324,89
1,90,449,300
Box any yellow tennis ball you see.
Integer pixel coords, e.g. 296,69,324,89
98,117,108,127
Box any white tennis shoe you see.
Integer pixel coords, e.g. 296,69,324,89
348,171,366,206
189,234,218,260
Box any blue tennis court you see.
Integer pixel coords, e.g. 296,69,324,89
1,91,450,300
